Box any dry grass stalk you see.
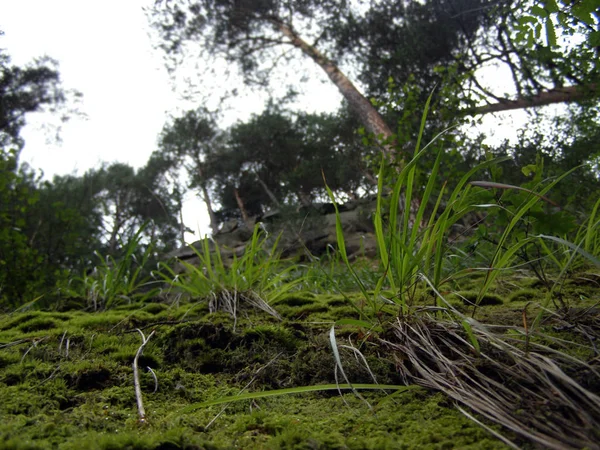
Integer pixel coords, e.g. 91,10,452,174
382,315,600,449
209,290,281,331
133,328,156,423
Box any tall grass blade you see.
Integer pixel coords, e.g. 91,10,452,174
537,234,600,267
181,384,414,412
323,173,372,308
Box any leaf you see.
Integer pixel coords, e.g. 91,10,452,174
545,0,559,14
589,31,600,48
545,19,557,47
572,3,596,25
537,234,600,267
335,318,376,328
461,319,480,356
531,5,547,18
521,164,537,177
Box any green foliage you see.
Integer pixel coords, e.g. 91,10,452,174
0,48,182,308
339,0,492,100
0,52,72,147
487,0,600,100
61,224,161,311
327,93,509,317
182,383,412,412
159,104,374,226
0,156,182,309
0,51,80,309
530,196,600,322
90,162,182,255
514,0,599,50
0,149,44,307
159,225,302,309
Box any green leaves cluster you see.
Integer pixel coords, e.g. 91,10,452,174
0,149,44,307
0,49,183,309
159,225,301,318
515,0,599,49
158,105,374,224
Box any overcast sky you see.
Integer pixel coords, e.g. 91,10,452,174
0,1,534,242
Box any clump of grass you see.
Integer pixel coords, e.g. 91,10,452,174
60,224,160,311
324,92,510,319
385,308,600,450
159,225,303,328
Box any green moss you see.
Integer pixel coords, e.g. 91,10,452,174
17,317,60,333
452,290,504,306
507,288,540,303
241,325,299,350
143,302,169,315
278,303,330,320
1,266,598,449
272,293,318,307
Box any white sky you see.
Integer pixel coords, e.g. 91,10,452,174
0,1,540,244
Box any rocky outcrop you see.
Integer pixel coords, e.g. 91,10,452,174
165,197,379,267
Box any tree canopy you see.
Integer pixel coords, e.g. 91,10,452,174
150,0,598,158
0,47,183,306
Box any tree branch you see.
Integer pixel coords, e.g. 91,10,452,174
468,84,598,115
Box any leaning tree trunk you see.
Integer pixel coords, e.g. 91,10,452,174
277,20,599,150
256,176,281,208
233,187,252,228
276,21,399,161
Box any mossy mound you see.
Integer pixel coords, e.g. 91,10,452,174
1,270,599,449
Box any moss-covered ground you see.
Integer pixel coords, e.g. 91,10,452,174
1,269,599,449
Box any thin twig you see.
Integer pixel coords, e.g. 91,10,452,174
147,366,158,393
133,328,156,423
58,331,67,355
20,337,48,363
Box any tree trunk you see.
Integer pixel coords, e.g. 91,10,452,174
200,182,219,235
276,21,399,160
192,159,219,235
256,176,281,208
297,191,312,207
178,205,186,245
108,197,123,255
233,187,252,228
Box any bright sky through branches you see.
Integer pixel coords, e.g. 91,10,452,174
0,1,347,240
0,0,533,242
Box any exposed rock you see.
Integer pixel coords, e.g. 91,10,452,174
164,197,380,269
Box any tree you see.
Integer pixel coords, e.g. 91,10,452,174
0,50,80,148
461,0,599,114
158,109,223,234
31,173,104,274
0,149,44,306
86,161,182,255
150,0,403,159
151,0,598,142
0,48,77,307
158,104,374,226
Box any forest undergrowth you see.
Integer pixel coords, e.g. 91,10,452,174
1,100,600,449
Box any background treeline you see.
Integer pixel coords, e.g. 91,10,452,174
1,0,599,308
